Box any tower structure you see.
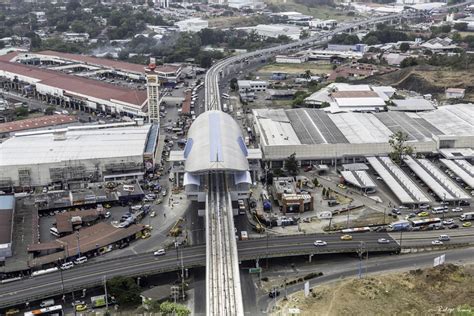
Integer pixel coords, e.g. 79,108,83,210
145,58,160,123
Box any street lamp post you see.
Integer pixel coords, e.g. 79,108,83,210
76,231,81,258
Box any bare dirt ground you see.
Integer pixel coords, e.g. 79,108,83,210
259,63,334,75
361,66,474,102
274,263,474,316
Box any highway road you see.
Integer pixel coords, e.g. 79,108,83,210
0,231,397,309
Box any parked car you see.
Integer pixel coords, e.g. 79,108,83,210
337,184,347,189
150,211,156,217
105,211,111,219
418,211,429,217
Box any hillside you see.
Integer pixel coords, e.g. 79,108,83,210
274,264,474,315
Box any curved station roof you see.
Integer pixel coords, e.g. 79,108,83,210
184,111,249,173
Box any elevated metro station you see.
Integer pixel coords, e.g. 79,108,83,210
170,110,261,207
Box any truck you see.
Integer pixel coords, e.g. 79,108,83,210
388,220,411,231
240,231,248,240
91,294,116,308
460,212,474,221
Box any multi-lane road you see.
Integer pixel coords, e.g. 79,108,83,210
6,228,471,309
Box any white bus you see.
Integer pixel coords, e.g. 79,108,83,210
24,305,63,316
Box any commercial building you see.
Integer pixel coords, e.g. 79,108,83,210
0,123,159,189
0,54,148,117
275,54,308,64
251,24,303,40
0,115,78,139
445,88,465,99
237,80,268,93
0,195,14,261
304,83,396,113
175,18,209,33
252,103,474,167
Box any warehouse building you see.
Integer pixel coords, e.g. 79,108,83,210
252,103,474,168
0,123,159,189
0,115,78,139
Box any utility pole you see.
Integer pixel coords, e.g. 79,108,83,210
266,230,269,269
104,275,109,312
180,249,185,300
76,231,81,258
399,229,403,251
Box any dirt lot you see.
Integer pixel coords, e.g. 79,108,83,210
361,66,474,102
274,263,474,316
259,63,334,75
264,0,354,21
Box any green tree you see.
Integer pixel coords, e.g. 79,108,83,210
44,106,56,115
160,301,191,316
399,42,410,52
107,276,141,307
454,22,468,32
388,131,414,164
313,178,319,187
71,20,87,33
14,107,28,118
400,57,418,68
285,153,299,176
230,78,238,91
303,69,312,79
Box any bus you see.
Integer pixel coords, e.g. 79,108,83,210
24,305,63,316
341,227,371,233
31,267,59,277
410,217,441,228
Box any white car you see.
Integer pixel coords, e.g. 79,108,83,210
313,240,327,246
377,238,390,244
104,211,111,219
431,240,443,245
443,219,454,225
452,207,463,212
154,249,166,256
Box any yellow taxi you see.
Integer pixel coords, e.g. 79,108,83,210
462,222,472,228
75,304,88,312
418,211,429,217
340,234,353,241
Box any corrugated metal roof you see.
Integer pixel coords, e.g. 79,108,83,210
0,115,77,134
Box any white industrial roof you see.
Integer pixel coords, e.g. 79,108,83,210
440,159,474,188
404,156,471,201
418,104,474,136
329,113,392,143
334,84,372,92
340,170,376,189
367,156,430,204
334,97,386,107
184,110,249,173
390,99,436,111
254,109,301,146
0,124,151,166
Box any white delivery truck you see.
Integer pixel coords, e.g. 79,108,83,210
460,212,474,221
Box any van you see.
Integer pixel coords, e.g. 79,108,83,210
60,262,74,270
438,234,450,241
40,299,55,308
74,256,88,265
50,227,60,237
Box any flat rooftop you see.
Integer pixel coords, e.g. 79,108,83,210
0,115,77,134
254,104,473,146
0,124,151,166
440,159,474,188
